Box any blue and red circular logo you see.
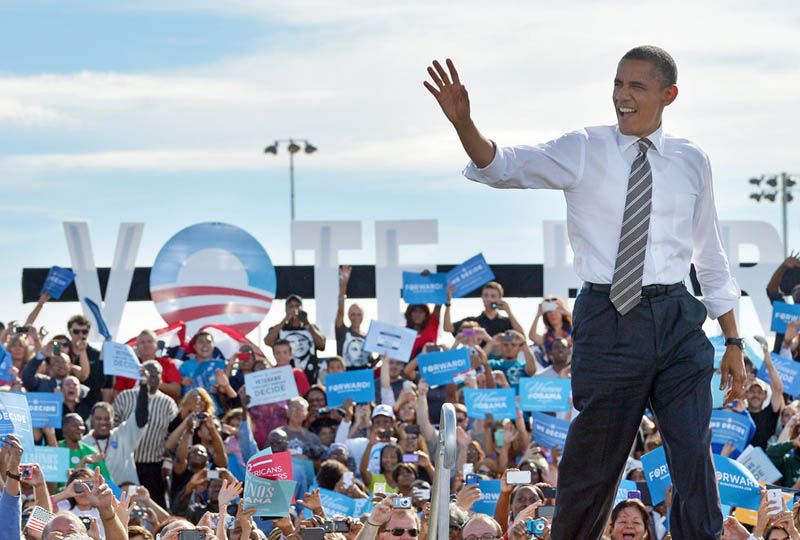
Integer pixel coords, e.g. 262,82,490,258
150,222,276,336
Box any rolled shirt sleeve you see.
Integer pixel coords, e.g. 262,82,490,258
462,130,587,191
691,155,740,319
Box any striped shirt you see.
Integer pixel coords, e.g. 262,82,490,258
114,388,177,463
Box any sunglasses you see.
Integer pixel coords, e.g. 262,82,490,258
70,328,89,336
388,529,418,537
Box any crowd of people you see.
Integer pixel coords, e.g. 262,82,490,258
1,256,799,540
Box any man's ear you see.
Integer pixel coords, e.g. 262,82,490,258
663,85,678,107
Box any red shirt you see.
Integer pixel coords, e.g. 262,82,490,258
411,314,439,359
113,356,182,391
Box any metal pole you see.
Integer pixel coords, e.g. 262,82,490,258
782,172,789,259
290,151,296,266
429,404,456,540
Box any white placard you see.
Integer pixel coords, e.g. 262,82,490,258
736,445,782,484
363,320,417,363
245,366,299,407
102,341,141,379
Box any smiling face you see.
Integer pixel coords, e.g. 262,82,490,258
610,506,647,540
62,415,86,442
136,332,159,360
348,304,364,327
194,334,214,360
91,406,113,438
613,59,677,138
62,376,80,402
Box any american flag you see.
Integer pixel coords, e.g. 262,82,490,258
25,506,53,534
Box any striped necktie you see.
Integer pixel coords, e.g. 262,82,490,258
610,138,654,315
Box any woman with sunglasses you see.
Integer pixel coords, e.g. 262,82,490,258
358,494,422,540
528,296,573,367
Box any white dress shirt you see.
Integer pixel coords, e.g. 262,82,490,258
463,124,739,319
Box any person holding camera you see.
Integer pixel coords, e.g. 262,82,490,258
444,281,524,338
21,338,77,393
354,494,420,540
487,331,538,390
264,294,327,384
528,297,572,369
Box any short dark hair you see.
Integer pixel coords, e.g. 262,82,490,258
273,338,292,350
67,314,91,331
621,45,677,87
611,499,654,533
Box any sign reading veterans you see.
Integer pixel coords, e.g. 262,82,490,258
325,369,375,407
243,471,296,517
363,320,417,362
518,378,571,412
417,349,470,388
29,447,69,483
246,450,293,480
463,388,516,420
710,410,755,456
758,353,800,396
530,412,569,449
446,253,496,298
0,392,35,454
472,480,502,515
24,393,63,429
102,342,142,379
40,266,76,300
245,366,299,407
771,301,800,333
402,272,448,305
641,446,671,505
736,445,782,484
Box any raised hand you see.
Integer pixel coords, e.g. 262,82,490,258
84,468,115,513
783,251,800,269
424,59,470,127
217,478,243,509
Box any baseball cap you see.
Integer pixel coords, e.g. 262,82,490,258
372,404,396,419
285,294,303,304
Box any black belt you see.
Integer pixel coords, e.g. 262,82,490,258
581,281,684,298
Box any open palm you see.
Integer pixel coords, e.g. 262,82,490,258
424,59,470,126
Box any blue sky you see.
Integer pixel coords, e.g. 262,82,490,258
1,1,799,340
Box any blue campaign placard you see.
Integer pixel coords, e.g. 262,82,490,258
710,409,754,455
711,373,727,409
84,297,111,340
615,480,639,506
463,388,517,420
402,272,448,305
473,479,502,515
772,301,800,333
0,392,35,455
325,369,375,407
28,446,70,483
758,353,800,397
317,488,372,518
641,446,671,505
243,472,296,517
713,454,761,511
0,343,14,383
446,253,496,298
417,349,471,388
531,412,569,449
24,392,63,429
743,337,765,370
41,266,76,300
518,377,571,412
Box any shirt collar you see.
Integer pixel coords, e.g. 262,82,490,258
616,124,665,156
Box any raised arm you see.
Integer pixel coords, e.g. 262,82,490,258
767,253,800,297
424,59,494,168
24,293,50,327
336,265,351,328
529,303,545,346
443,285,455,334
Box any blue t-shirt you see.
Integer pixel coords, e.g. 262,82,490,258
489,358,528,389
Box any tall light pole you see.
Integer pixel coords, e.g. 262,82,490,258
264,138,317,265
749,173,797,257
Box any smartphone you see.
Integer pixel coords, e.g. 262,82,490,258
462,463,474,476
323,521,335,533
333,521,351,533
178,531,206,540
374,483,386,495
317,407,331,414
540,486,557,499
196,412,208,421
404,424,421,435
767,488,783,515
379,429,393,440
525,519,546,536
20,466,32,480
236,352,253,361
462,329,476,337
299,310,309,322
342,471,353,487
127,485,138,497
507,470,532,485
53,341,61,356
494,430,504,447
542,301,557,313
392,497,413,509
16,326,30,334
206,470,220,480
402,453,419,463
500,334,514,343
627,490,642,500
535,506,556,519
130,507,146,519
412,488,431,501
300,529,324,540
465,473,479,485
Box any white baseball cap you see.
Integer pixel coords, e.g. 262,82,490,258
372,404,396,419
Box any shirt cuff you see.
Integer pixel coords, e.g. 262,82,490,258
700,277,741,320
462,140,504,183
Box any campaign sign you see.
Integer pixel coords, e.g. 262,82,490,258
84,297,111,340
711,373,726,409
737,445,782,484
743,337,765,370
713,454,761,511
325,369,375,407
24,393,63,429
0,343,14,383
417,349,471,388
243,471,296,517
245,366,299,407
402,272,448,305
518,378,571,413
710,410,754,455
464,388,516,420
758,353,800,396
246,450,293,480
473,479,502,515
641,446,671,505
530,412,570,449
0,392,35,454
317,488,372,518
102,342,142,379
363,320,417,363
41,266,76,300
771,301,800,333
446,253,496,298
28,446,70,483
614,480,639,506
